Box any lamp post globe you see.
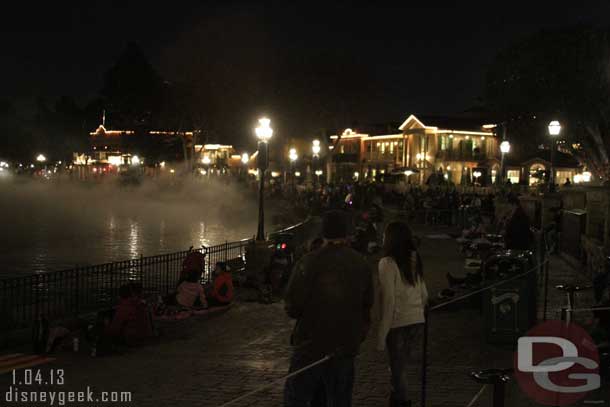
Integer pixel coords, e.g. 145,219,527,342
255,118,273,241
500,140,510,154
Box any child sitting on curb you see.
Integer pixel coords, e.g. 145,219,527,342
206,262,234,307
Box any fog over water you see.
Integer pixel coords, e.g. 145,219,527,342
0,178,271,278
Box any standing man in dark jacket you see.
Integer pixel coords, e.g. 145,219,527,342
284,210,374,407
504,195,532,250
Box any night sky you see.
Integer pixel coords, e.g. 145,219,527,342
2,1,610,144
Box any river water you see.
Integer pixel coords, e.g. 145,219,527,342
0,178,272,278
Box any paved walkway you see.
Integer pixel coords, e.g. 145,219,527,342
0,224,607,407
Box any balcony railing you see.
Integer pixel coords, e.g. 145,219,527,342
436,150,494,162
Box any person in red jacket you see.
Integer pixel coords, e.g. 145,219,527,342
107,284,153,346
206,262,234,306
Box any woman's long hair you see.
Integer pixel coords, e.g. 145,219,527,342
382,221,423,286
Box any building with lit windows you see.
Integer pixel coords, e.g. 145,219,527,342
329,114,582,186
330,114,499,184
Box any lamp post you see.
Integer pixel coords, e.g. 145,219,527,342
241,153,249,180
202,155,211,178
548,120,561,192
500,140,510,185
289,148,298,190
312,140,321,191
255,117,273,241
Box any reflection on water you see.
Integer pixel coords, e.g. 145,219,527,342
0,179,269,278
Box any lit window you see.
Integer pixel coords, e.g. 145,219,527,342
507,170,520,184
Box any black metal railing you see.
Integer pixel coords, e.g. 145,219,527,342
0,218,317,335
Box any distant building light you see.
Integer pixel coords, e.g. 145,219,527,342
582,171,592,183
482,124,497,129
294,171,301,177
108,156,122,166
131,155,141,166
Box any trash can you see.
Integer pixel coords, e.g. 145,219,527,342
483,250,537,345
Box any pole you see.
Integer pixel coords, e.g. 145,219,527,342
421,307,429,407
500,152,505,184
313,155,318,192
550,138,556,192
256,142,267,241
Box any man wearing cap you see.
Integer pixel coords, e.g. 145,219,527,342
284,210,374,407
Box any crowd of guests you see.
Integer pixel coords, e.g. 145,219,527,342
84,253,234,356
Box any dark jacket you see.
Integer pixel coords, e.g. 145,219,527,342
505,206,532,250
284,243,373,360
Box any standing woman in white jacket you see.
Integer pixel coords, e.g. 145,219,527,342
377,221,428,407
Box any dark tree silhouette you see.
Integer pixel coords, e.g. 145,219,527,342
485,25,610,178
101,42,164,130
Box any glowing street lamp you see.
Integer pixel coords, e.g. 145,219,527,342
131,155,141,166
312,140,322,190
500,140,511,154
255,117,273,241
312,140,321,157
289,148,298,163
499,140,510,184
289,148,298,189
548,120,561,192
241,153,249,165
36,154,46,163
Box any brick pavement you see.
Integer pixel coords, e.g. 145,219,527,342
0,224,607,407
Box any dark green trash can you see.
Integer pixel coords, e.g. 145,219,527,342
483,250,538,345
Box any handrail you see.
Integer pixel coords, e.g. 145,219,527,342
0,218,313,334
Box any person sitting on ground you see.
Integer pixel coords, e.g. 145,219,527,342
205,262,234,307
179,250,206,285
175,270,208,309
107,284,154,346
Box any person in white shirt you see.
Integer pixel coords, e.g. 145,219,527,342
377,221,429,407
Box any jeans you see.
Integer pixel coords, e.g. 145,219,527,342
284,352,355,407
386,324,424,403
